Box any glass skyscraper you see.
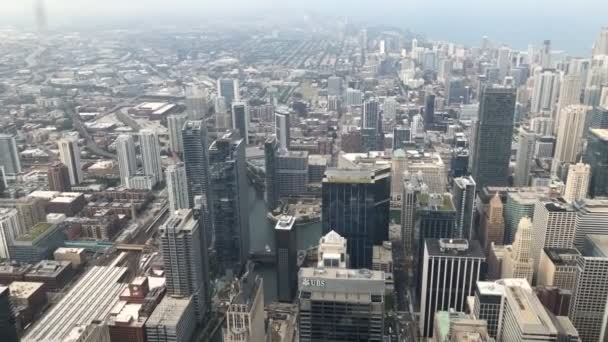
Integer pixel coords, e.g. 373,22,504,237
585,128,608,197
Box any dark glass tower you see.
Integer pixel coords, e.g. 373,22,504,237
322,167,391,269
209,131,249,275
424,93,435,130
264,137,279,210
275,215,297,303
182,120,214,245
452,176,477,239
231,102,249,144
0,287,18,342
470,87,516,189
585,129,608,197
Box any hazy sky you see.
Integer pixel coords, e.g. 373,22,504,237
1,0,606,55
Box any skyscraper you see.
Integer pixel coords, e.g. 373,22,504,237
531,198,577,274
139,130,163,185
555,74,583,133
419,239,485,338
115,134,137,185
513,128,537,187
275,108,290,151
592,27,608,57
540,39,552,68
231,102,249,144
481,193,505,250
504,189,545,244
569,234,608,341
167,114,188,154
160,209,209,323
0,209,22,260
363,98,380,129
424,93,435,130
57,136,83,186
327,76,343,97
390,150,407,198
402,171,427,257
275,215,297,303
553,105,591,174
0,134,21,179
392,126,411,150
217,78,239,107
209,131,249,275
530,69,559,114
452,176,476,240
165,163,189,212
182,120,214,242
383,97,397,121
501,285,561,341
264,137,279,210
572,199,608,250
501,217,534,284
563,162,590,202
322,168,391,268
470,87,516,189
223,268,265,342
0,287,18,342
585,129,608,197
47,162,71,192
185,84,207,120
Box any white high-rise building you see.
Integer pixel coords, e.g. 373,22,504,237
513,128,537,187
115,134,137,185
390,150,407,199
185,85,207,120
57,136,83,186
553,105,591,173
0,208,21,259
139,130,163,185
501,217,534,284
540,39,552,68
531,69,560,114
563,162,590,202
167,114,188,153
317,230,348,268
166,163,189,212
531,198,577,274
501,285,559,341
383,97,397,121
555,74,583,134
497,46,511,80
572,199,608,250
592,27,608,57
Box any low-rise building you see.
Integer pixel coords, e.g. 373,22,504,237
24,260,74,291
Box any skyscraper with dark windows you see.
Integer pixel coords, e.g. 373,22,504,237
322,167,391,269
160,209,209,324
275,108,291,151
585,128,608,197
47,162,71,192
470,87,516,189
275,215,297,303
231,102,249,145
363,98,380,129
264,137,279,210
452,176,476,240
217,78,239,107
0,287,18,342
209,131,249,275
182,120,214,243
0,134,21,180
419,239,485,338
424,92,435,130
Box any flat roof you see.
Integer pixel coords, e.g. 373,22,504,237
426,239,485,259
324,168,390,184
476,279,532,296
543,248,580,266
505,286,557,335
9,281,44,299
147,295,192,327
590,128,608,141
17,222,54,241
275,215,295,231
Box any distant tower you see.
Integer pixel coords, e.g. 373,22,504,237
264,137,279,210
275,108,291,151
592,27,608,57
563,162,590,202
166,163,189,212
530,69,559,114
167,114,188,154
57,136,83,186
481,193,505,250
115,134,137,185
217,78,239,107
138,130,163,185
47,162,71,192
553,105,591,175
363,98,380,129
0,135,22,180
185,85,207,120
327,76,343,97
275,215,297,303
231,102,249,144
424,93,435,130
513,128,537,187
540,39,552,68
555,74,583,133
502,217,534,284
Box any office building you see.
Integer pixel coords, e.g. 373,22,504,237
115,134,138,185
165,163,189,212
514,128,537,187
9,222,66,264
0,134,21,179
0,209,22,259
590,106,608,129
322,168,391,268
47,162,71,192
264,137,279,209
453,176,476,240
57,136,83,185
402,171,427,256
167,114,188,153
275,108,291,150
433,311,493,342
569,235,608,341
531,198,577,274
504,189,547,244
224,268,265,342
275,215,297,303
424,93,435,130
160,209,209,323
419,239,485,338
406,152,447,193
585,129,608,197
481,194,505,250
553,105,591,173
209,132,249,274
276,150,309,197
472,279,532,340
298,267,385,342
470,87,516,189
392,126,411,150
531,69,559,114
555,74,583,130
363,98,380,129
0,287,18,342
390,149,406,198
346,88,363,107
185,84,207,120
563,162,590,202
0,197,46,233
318,230,348,268
501,285,559,341
139,130,163,185
501,217,534,284
231,102,249,144
182,120,213,238
217,78,239,107
537,247,580,291
146,296,196,342
383,97,397,120
327,76,343,97
573,198,608,249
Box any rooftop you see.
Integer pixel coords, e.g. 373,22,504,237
590,128,608,141
543,248,580,266
324,167,390,184
26,260,71,277
147,295,192,327
275,215,295,231
505,286,557,335
9,281,44,299
418,193,455,212
17,222,54,241
426,239,485,259
476,279,532,296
